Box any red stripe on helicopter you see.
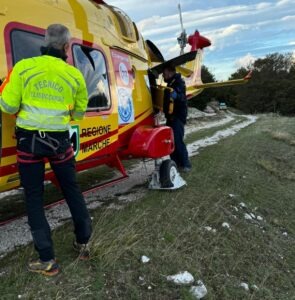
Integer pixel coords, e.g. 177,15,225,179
135,108,153,121
118,108,153,129
1,146,16,157
0,130,118,176
0,142,116,178
0,128,118,159
0,164,18,177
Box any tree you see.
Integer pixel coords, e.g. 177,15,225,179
226,53,295,115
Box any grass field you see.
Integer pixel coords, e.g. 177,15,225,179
0,114,294,299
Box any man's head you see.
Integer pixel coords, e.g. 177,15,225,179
45,24,71,52
163,64,176,82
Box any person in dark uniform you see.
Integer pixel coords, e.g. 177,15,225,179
0,24,92,276
163,64,192,172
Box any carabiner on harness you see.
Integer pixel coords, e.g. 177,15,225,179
38,131,46,139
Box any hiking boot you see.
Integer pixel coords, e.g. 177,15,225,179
73,241,90,260
27,259,60,276
179,166,192,173
182,166,192,173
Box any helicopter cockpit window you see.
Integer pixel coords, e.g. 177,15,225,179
111,6,137,42
72,45,111,112
10,30,44,65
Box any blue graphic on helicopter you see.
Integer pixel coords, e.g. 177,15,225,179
118,87,134,124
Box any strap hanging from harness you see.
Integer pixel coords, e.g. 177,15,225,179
31,131,61,154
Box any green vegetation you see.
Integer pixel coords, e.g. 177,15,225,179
190,52,295,116
0,115,294,299
221,53,295,115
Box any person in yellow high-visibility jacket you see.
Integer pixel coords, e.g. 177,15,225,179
0,24,92,276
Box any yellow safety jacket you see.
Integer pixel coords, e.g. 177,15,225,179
0,55,88,131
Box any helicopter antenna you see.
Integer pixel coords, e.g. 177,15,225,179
177,3,187,55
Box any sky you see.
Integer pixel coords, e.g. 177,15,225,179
107,0,295,80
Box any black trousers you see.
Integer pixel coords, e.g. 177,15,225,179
167,118,191,169
16,128,92,261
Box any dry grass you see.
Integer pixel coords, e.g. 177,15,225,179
256,159,278,175
257,158,295,181
271,131,295,146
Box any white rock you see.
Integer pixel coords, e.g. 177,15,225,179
240,282,249,291
204,226,212,231
251,284,259,290
233,206,239,212
239,202,247,208
229,194,235,198
222,222,230,229
147,285,152,290
18,296,22,299
141,255,150,263
203,226,217,233
257,216,263,221
244,213,253,220
250,213,256,219
167,271,194,285
190,280,208,299
282,232,288,236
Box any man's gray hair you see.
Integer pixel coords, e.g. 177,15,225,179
45,24,71,50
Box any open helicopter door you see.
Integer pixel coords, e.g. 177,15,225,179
149,51,198,112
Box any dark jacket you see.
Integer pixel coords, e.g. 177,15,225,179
166,73,188,124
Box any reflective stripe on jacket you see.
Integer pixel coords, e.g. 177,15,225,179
0,55,88,131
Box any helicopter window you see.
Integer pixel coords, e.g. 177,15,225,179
72,45,111,112
10,30,44,65
111,6,137,41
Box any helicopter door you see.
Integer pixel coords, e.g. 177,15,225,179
71,44,118,160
